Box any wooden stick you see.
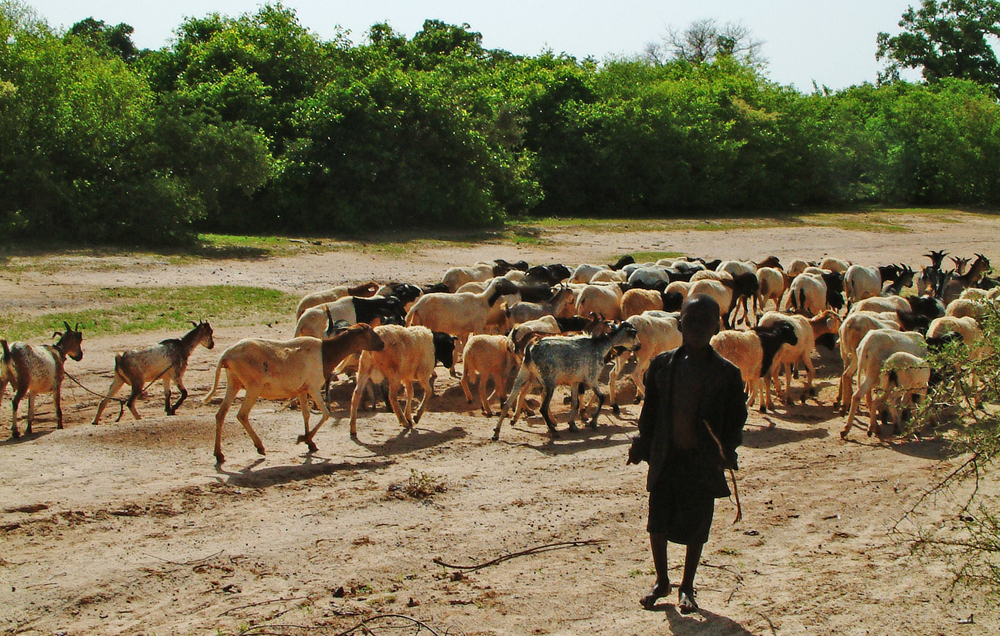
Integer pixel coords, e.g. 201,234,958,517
433,539,604,572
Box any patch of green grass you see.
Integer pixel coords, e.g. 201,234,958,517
0,286,296,341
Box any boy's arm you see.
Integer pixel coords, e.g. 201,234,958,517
718,362,748,468
628,352,669,464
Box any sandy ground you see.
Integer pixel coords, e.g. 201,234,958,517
1,213,999,635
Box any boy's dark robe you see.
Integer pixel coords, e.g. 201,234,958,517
631,346,748,501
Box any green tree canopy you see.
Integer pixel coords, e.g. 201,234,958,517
877,0,1000,96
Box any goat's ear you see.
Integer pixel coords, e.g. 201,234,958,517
52,331,62,338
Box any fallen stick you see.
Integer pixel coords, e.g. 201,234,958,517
433,539,604,572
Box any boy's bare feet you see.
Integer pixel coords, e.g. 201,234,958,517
639,580,671,610
677,588,699,614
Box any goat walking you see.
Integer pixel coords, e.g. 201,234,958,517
1,322,84,438
92,321,215,424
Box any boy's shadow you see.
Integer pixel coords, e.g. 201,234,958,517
644,602,757,635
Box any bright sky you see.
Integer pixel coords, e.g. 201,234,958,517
24,0,923,91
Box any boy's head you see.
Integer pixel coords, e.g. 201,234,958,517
680,294,721,350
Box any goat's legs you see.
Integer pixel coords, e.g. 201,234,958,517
540,384,559,438
93,375,127,424
53,384,63,429
168,376,188,415
384,380,412,428
27,391,36,433
588,386,605,428
298,387,331,451
10,385,27,438
460,368,476,404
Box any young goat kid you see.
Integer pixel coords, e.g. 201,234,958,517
92,321,215,424
1,322,84,438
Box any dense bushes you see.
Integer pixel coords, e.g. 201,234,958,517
2,1,1000,244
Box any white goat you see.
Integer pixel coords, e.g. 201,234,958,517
441,263,494,293
609,311,682,413
460,334,520,416
575,284,624,321
871,351,931,434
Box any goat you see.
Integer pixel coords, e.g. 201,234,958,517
1,322,84,438
844,265,900,307
376,282,424,310
819,257,851,273
348,325,437,436
493,322,640,440
203,323,385,463
688,279,734,328
841,328,926,438
721,272,760,327
295,281,380,319
942,253,991,303
710,322,798,415
92,321,215,424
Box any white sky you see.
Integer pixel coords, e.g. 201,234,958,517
23,1,923,91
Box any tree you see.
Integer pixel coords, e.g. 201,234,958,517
66,17,138,63
877,0,1000,96
644,18,765,68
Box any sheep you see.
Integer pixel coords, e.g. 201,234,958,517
627,266,672,288
0,322,84,438
820,257,851,273
960,288,990,301
92,321,215,424
841,328,927,438
758,310,841,405
441,262,494,293
405,278,520,350
295,281,380,319
844,265,897,306
503,269,527,283
849,295,909,315
836,311,907,411
493,322,640,440
926,315,987,404
870,351,931,434
375,282,424,310
524,263,572,285
757,266,786,312
665,280,694,302
721,272,760,327
590,269,628,284
202,323,385,463
787,259,812,277
492,258,530,275
946,297,989,320
690,269,731,282
710,322,799,415
348,325,437,436
570,263,610,284
620,288,664,319
789,271,844,316
575,283,624,321
460,334,520,416
608,311,682,413
505,285,575,327
295,296,405,338
717,260,756,278
687,279,733,328
509,315,561,350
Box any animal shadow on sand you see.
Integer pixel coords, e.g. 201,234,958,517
742,423,829,450
498,418,633,456
215,455,394,489
355,425,468,457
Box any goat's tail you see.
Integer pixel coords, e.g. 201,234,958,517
0,338,8,363
405,308,420,327
202,357,226,404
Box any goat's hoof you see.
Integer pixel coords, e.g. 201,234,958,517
215,454,226,464
634,395,642,404
568,424,579,433
11,430,19,440
612,405,620,416
255,446,266,456
307,441,318,452
56,424,63,430
491,433,500,442
759,405,767,414
350,432,359,440
483,411,494,418
840,430,849,440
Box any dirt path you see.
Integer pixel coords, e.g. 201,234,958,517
1,213,998,635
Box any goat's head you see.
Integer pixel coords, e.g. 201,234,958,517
924,250,948,268
950,256,970,275
53,321,84,361
896,264,915,289
191,320,215,349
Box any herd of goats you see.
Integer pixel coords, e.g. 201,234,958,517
1,249,997,463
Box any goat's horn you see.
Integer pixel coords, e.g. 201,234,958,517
75,322,80,331
63,321,72,332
